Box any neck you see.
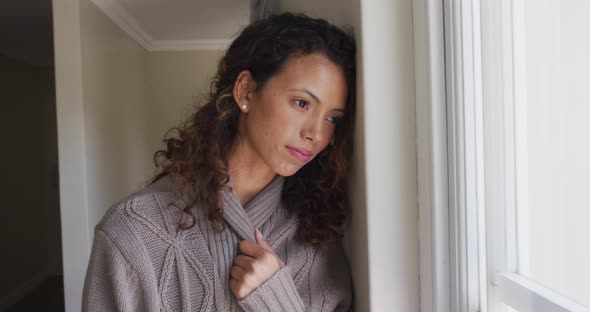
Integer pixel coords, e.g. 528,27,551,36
227,136,276,207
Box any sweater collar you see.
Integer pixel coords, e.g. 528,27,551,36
220,174,285,242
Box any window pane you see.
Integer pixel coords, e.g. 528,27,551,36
522,0,590,307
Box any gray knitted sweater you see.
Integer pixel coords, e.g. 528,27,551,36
82,174,353,311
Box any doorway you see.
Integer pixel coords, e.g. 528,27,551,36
0,1,64,311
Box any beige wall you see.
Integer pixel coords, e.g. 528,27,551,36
53,0,90,310
80,0,224,234
54,0,150,309
354,0,419,310
80,0,150,232
280,0,356,28
55,1,226,311
145,51,224,161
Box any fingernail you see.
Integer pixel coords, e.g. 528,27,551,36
256,229,263,238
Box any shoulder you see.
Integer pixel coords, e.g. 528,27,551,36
95,176,187,247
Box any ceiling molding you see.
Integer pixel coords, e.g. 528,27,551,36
91,0,152,49
91,0,230,51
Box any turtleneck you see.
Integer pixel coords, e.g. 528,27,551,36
220,174,285,242
82,174,353,312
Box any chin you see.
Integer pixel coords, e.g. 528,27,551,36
274,162,303,177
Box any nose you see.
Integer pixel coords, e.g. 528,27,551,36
301,117,324,143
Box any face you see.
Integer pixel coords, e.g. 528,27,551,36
235,53,348,177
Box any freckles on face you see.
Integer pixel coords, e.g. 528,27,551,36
245,53,348,176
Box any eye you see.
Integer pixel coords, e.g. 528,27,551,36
293,99,309,110
326,115,343,124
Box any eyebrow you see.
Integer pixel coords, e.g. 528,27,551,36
288,88,346,113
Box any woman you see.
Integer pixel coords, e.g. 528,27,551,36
83,12,356,312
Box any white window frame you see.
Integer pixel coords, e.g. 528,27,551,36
414,0,590,311
413,0,451,311
414,0,486,310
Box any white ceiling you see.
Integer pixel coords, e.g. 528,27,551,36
93,0,251,50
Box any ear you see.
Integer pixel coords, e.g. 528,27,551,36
232,70,257,112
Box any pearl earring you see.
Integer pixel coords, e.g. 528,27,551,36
242,104,248,110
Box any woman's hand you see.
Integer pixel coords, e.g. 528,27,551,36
229,229,286,300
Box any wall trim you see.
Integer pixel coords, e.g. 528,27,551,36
412,0,450,311
52,1,91,311
444,0,488,311
90,0,230,51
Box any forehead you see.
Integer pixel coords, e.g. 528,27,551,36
265,53,348,108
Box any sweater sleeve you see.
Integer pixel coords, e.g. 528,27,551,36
238,265,305,312
238,241,353,312
82,230,146,312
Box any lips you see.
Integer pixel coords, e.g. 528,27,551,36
286,146,312,162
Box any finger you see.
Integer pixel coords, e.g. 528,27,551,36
239,239,265,258
230,264,246,280
234,254,254,270
229,278,240,296
255,229,273,252
229,278,247,300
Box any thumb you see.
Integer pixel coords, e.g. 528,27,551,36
255,229,272,251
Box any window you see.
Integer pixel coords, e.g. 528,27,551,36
482,0,590,311
415,0,590,311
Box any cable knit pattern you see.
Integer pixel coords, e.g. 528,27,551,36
82,175,353,311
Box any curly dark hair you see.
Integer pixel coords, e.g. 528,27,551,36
151,12,356,246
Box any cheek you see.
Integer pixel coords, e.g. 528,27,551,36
275,108,290,123
269,97,292,121
266,103,298,140
247,102,289,150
